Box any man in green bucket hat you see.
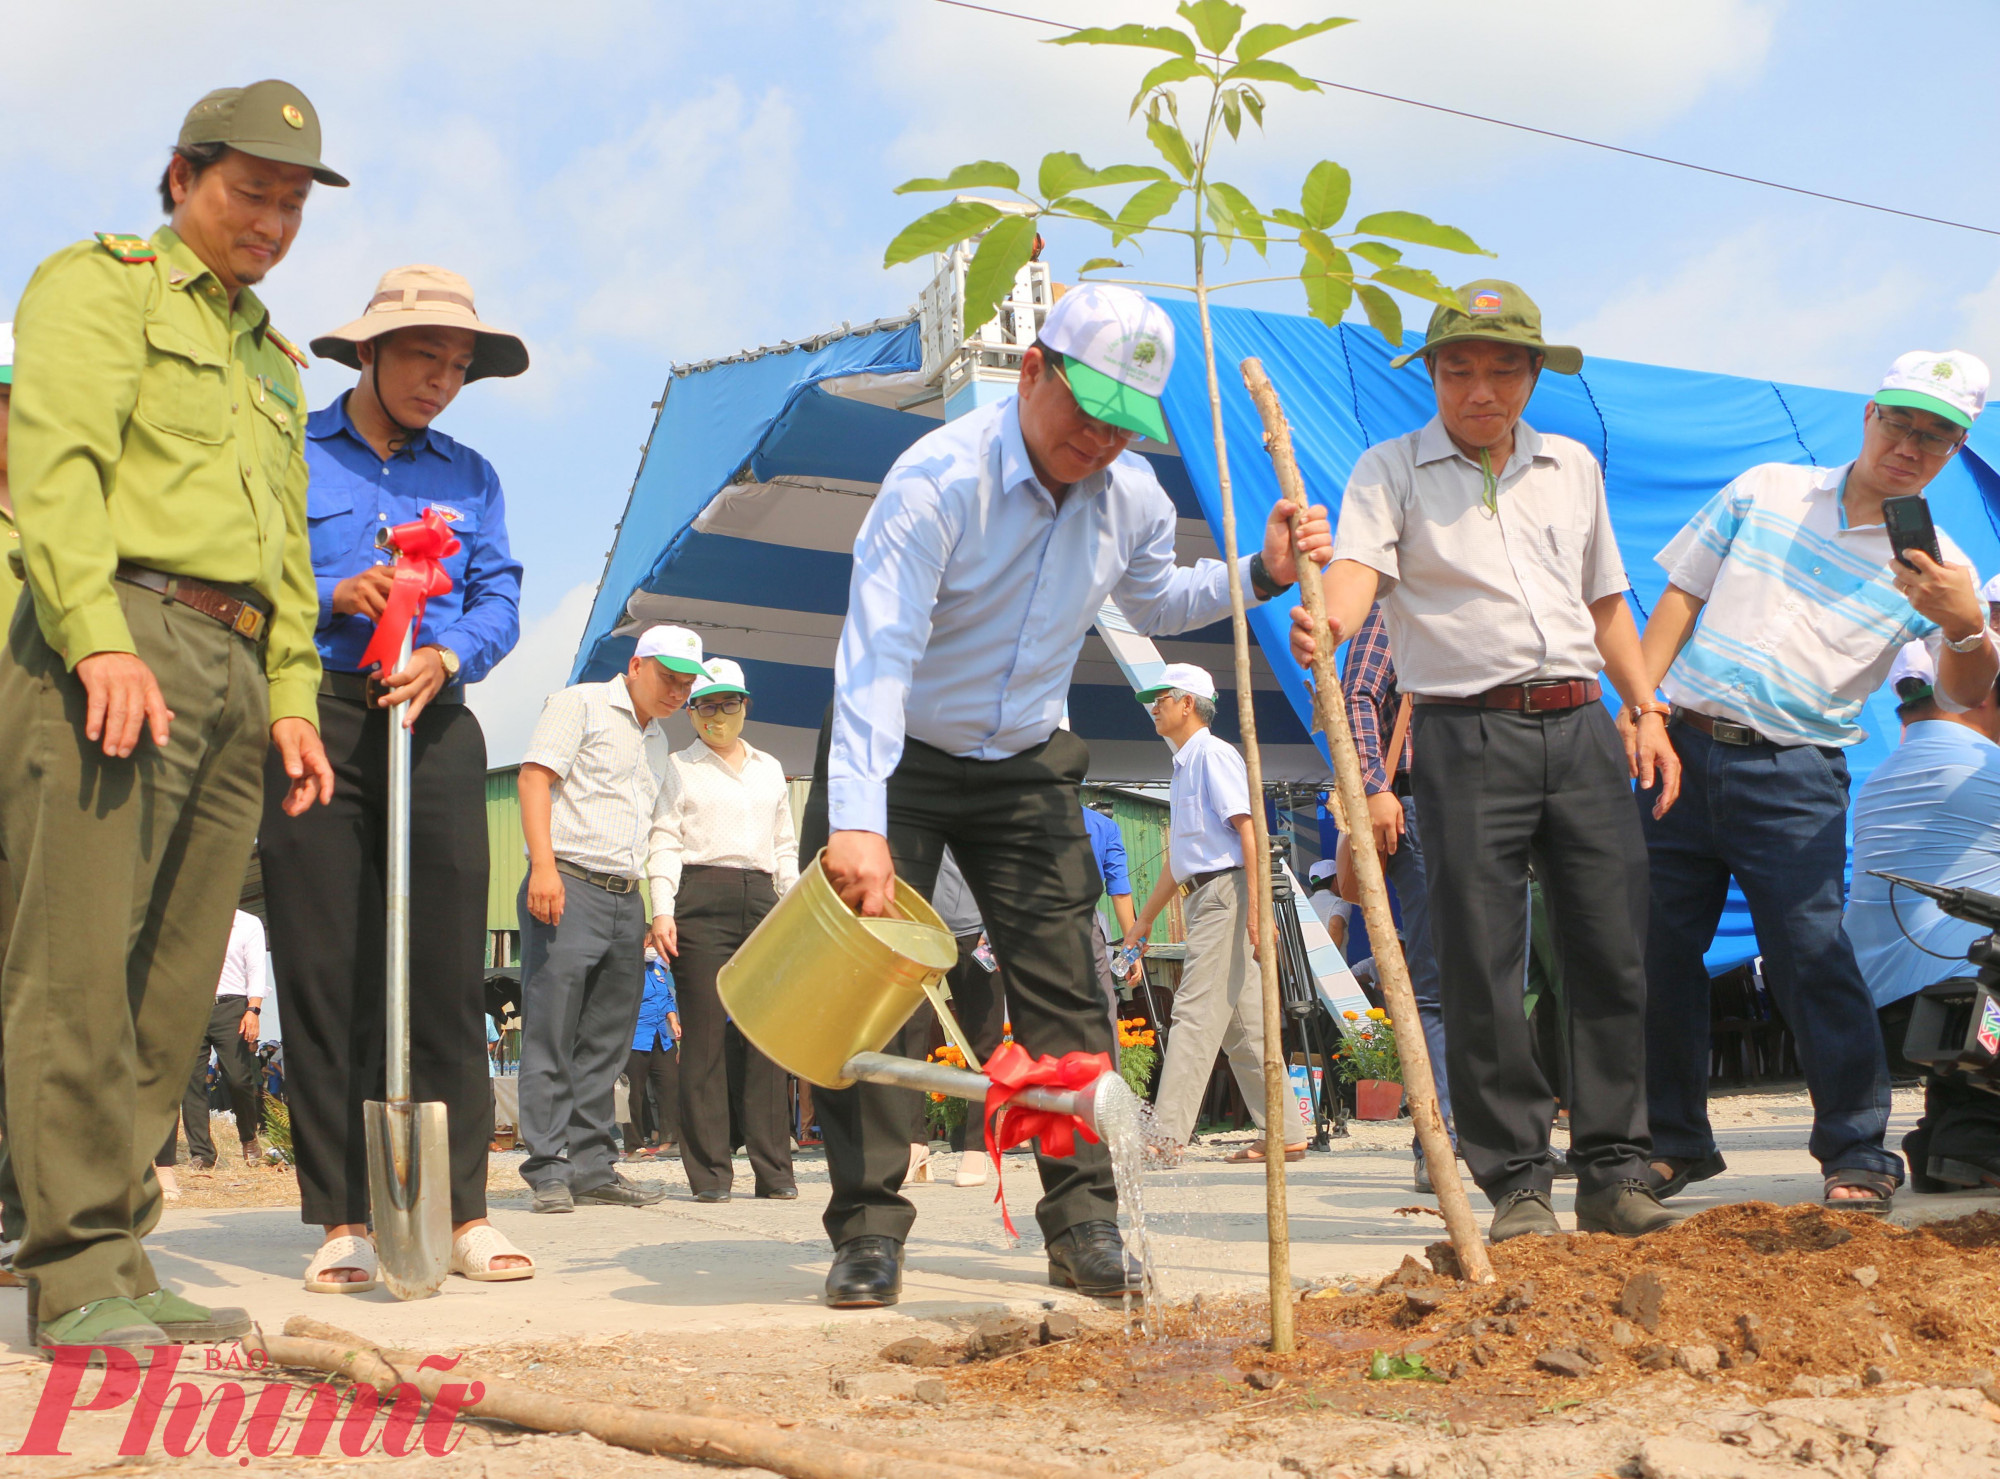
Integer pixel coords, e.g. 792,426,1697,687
1294,280,1681,1245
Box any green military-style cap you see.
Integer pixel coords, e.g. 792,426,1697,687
179,80,348,188
1389,278,1581,375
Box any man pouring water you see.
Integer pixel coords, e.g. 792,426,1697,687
801,283,1332,1306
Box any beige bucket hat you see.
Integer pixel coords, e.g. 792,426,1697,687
310,265,528,381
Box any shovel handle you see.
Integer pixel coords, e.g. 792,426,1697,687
385,626,414,1104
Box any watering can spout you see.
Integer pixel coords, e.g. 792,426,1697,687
839,1050,1114,1137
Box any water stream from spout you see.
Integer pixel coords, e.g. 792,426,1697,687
1092,1072,1160,1338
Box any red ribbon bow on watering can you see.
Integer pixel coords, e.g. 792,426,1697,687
980,1042,1113,1238
356,509,461,677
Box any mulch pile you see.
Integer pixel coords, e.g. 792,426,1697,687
944,1203,2000,1427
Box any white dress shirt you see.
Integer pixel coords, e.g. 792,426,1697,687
646,738,800,916
1330,417,1629,696
521,677,673,878
828,396,1260,834
215,909,266,1000
1167,727,1251,879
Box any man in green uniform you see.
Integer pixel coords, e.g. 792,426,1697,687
0,79,343,1353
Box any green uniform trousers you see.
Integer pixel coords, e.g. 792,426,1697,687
0,580,267,1316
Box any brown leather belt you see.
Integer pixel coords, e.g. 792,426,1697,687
1178,866,1239,899
1671,707,1777,747
555,857,640,895
114,562,268,642
319,668,465,706
1415,678,1600,713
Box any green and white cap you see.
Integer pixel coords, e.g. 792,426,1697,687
0,321,12,386
1874,350,1989,430
1134,661,1216,703
1039,283,1175,443
634,623,706,676
691,657,749,699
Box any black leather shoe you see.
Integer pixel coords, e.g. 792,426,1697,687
756,1186,799,1200
1047,1220,1143,1297
825,1235,903,1308
692,1189,731,1204
1575,1179,1681,1237
574,1172,667,1207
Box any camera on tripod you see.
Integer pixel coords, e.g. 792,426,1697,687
1870,870,2000,1095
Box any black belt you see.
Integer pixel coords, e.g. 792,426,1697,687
114,562,269,642
1672,707,1781,748
319,668,465,706
1178,866,1240,898
555,858,640,894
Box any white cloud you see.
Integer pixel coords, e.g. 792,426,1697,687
468,580,598,766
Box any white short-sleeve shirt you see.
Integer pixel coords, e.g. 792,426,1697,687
1168,727,1251,878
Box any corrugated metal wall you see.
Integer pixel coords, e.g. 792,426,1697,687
487,765,524,935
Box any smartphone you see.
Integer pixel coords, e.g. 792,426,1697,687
1883,495,1943,570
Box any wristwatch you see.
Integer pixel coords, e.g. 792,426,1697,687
429,644,462,680
1248,551,1292,601
1944,627,1990,654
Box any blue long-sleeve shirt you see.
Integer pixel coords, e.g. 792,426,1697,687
1083,805,1130,898
303,393,523,684
633,960,678,1052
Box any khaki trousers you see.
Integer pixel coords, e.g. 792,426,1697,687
1151,870,1311,1147
0,584,268,1316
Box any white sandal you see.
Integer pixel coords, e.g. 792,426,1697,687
451,1224,535,1282
304,1234,379,1294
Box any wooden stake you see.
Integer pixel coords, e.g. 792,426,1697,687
1240,357,1495,1287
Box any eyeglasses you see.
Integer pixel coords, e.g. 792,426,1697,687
1872,406,1965,458
691,697,744,716
1041,353,1130,442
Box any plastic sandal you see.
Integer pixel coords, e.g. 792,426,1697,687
304,1234,379,1294
1823,1167,1896,1216
451,1224,536,1282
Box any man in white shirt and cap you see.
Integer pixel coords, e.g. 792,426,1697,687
1124,663,1313,1161
516,624,705,1214
803,283,1331,1306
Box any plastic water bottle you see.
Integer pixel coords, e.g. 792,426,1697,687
1112,944,1145,978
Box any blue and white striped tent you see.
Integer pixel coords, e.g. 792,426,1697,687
574,298,2000,965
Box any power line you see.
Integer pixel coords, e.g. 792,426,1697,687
928,0,2000,239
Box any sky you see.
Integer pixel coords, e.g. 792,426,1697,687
7,0,2000,762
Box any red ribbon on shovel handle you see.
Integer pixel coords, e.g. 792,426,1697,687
357,509,461,676
979,1042,1112,1238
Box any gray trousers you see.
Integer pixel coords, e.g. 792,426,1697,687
516,871,647,1192
1152,870,1312,1146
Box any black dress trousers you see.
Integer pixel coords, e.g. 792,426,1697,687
259,694,494,1227
800,719,1115,1248
673,865,793,1197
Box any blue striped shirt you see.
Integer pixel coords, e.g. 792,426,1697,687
1657,462,1972,747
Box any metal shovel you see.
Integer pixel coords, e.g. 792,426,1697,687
365,624,452,1299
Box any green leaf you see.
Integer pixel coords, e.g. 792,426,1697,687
1298,228,1342,266
883,200,1003,267
1240,87,1264,128
1221,58,1318,91
1371,264,1461,308
1077,257,1127,274
1050,24,1195,58
1221,88,1242,139
1147,112,1197,180
1267,206,1311,231
1365,1350,1444,1382
1207,182,1266,256
1037,152,1095,199
961,216,1038,336
1349,240,1402,269
1129,55,1208,116
1353,211,1493,255
1114,179,1185,243
1049,196,1115,228
893,160,1020,195
1300,248,1352,327
1356,283,1404,345
1176,0,1245,53
1236,17,1355,63
1092,163,1174,187
1300,160,1352,230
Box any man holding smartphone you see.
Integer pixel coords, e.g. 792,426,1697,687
1633,350,1996,1214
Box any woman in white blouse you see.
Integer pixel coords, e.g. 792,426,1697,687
646,659,801,1201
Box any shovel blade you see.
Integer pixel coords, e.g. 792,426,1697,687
365,1098,452,1300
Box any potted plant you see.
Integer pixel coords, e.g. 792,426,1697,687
924,1042,971,1141
1336,1008,1404,1120
1117,1017,1160,1100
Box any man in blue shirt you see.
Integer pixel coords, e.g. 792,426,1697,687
1845,641,2000,1189
1083,801,1136,1015
623,949,681,1156
799,284,1330,1307
259,266,531,1291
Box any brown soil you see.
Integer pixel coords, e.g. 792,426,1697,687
948,1203,2000,1428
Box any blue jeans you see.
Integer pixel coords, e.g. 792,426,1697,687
1640,726,1898,1179
1383,795,1453,1154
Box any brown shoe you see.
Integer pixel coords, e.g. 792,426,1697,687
240,1137,266,1166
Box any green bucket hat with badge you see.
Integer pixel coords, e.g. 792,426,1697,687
1389,279,1581,375
179,80,348,188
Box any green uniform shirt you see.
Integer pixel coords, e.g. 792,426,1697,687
0,503,20,622
9,226,321,725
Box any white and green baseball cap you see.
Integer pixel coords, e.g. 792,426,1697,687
1039,283,1175,443
1134,661,1216,703
691,657,749,699
0,321,13,386
633,623,706,676
1874,349,1989,430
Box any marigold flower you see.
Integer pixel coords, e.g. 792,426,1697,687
1343,1010,1360,1021
1367,1007,1388,1021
